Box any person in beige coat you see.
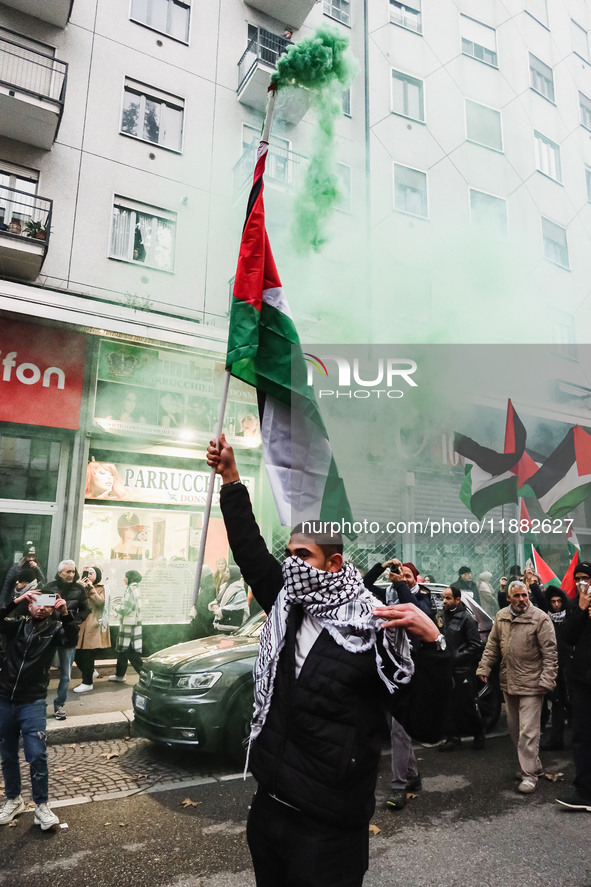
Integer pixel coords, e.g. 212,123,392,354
73,566,111,693
477,580,558,794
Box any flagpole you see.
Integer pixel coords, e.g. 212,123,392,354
190,84,279,612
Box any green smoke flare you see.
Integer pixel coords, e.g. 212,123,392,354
271,28,357,254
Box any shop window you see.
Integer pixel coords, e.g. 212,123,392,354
572,20,589,61
534,131,561,182
465,99,502,151
469,189,507,236
390,1,422,35
529,53,555,102
580,91,591,130
130,0,190,42
0,434,61,500
323,0,350,26
110,197,176,271
391,70,424,122
542,217,569,268
121,79,184,152
394,163,427,218
461,15,497,67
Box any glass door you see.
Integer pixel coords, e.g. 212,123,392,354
0,512,53,589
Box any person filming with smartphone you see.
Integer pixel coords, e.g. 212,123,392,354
0,588,78,829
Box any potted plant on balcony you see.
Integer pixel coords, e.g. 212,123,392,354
24,220,47,240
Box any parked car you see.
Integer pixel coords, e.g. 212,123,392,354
132,610,265,764
133,579,502,763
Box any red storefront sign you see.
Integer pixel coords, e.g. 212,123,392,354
0,319,87,429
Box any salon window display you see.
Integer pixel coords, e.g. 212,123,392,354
111,513,148,560
85,461,129,500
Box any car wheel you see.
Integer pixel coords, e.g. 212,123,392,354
225,687,253,767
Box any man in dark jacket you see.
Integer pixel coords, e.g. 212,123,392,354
42,560,90,720
556,562,591,811
0,588,78,829
439,586,485,751
541,587,572,751
0,541,45,609
207,435,451,887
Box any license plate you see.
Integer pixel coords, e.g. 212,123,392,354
135,694,147,711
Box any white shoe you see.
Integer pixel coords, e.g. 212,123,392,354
92,669,99,679
34,803,59,830
0,796,25,825
518,779,536,794
73,683,93,693
108,675,126,682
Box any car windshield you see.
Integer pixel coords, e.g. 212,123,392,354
234,610,266,638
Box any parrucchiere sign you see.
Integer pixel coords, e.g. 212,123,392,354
0,319,87,429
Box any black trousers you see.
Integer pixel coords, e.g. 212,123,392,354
246,789,369,887
116,649,143,677
571,681,591,800
74,648,97,685
444,671,483,739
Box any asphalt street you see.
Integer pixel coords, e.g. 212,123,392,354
0,730,589,887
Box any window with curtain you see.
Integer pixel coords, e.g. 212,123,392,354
580,92,591,130
391,70,424,121
572,20,589,61
121,79,184,152
534,131,561,181
394,164,428,217
110,198,176,271
542,217,569,268
130,0,190,42
461,16,497,66
323,0,350,26
0,164,38,229
529,53,555,102
390,1,422,34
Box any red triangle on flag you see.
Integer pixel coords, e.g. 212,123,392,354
520,499,532,529
574,425,591,477
561,551,579,599
532,549,560,587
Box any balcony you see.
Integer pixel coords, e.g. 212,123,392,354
0,33,68,149
234,141,307,198
237,27,311,124
0,0,74,28
0,185,52,280
243,0,316,30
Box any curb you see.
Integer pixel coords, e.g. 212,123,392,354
46,709,135,745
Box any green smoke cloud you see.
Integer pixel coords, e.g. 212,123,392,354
271,27,357,254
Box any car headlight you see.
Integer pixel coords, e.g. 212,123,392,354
175,672,222,690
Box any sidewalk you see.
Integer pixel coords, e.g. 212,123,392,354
45,660,139,745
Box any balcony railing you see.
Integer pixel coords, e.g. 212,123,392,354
0,184,52,279
238,28,289,92
0,35,67,106
234,142,307,197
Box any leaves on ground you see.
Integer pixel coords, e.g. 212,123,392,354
56,767,68,772
406,792,418,800
543,771,565,782
368,824,381,835
68,744,77,749
72,777,82,783
181,798,200,808
100,752,120,761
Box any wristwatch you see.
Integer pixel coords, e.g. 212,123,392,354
432,633,447,652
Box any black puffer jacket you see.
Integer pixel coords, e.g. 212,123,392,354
220,483,451,828
42,573,91,626
442,601,483,673
564,601,591,687
0,600,79,703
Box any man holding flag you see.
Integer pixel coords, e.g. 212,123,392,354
206,436,451,885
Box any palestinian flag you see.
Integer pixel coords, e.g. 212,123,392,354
527,547,561,589
567,524,581,559
527,425,591,518
519,499,538,545
454,400,526,519
226,138,353,528
561,551,579,599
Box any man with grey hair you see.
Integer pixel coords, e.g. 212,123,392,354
477,580,557,793
42,560,89,719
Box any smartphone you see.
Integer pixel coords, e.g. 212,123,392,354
36,593,57,607
81,570,89,580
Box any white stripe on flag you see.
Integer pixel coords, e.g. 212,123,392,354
262,286,293,319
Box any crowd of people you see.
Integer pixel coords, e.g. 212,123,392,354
0,499,590,885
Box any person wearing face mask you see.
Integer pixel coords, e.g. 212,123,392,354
0,588,78,829
73,566,111,693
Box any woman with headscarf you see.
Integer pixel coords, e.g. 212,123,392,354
109,570,143,682
73,566,111,693
477,571,498,619
208,565,249,632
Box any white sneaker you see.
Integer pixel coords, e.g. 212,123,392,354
34,803,59,830
73,683,93,693
0,796,25,825
108,675,126,682
92,669,99,679
518,779,537,794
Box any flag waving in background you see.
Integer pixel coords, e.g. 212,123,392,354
526,425,591,519
528,548,562,589
226,138,353,528
454,400,527,519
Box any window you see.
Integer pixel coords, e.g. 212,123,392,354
572,20,589,61
110,197,176,271
529,53,555,102
394,164,427,217
465,100,502,151
542,217,569,268
121,79,184,152
130,0,190,42
461,16,497,67
0,163,38,229
526,0,548,27
586,166,591,202
242,125,291,186
469,189,507,235
390,1,422,35
580,92,591,130
323,0,350,26
391,70,424,121
342,88,351,116
534,131,561,181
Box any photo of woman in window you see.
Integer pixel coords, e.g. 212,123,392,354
85,461,129,500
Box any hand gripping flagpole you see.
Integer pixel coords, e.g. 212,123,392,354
190,85,278,612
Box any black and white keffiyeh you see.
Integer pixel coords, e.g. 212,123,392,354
249,557,414,747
